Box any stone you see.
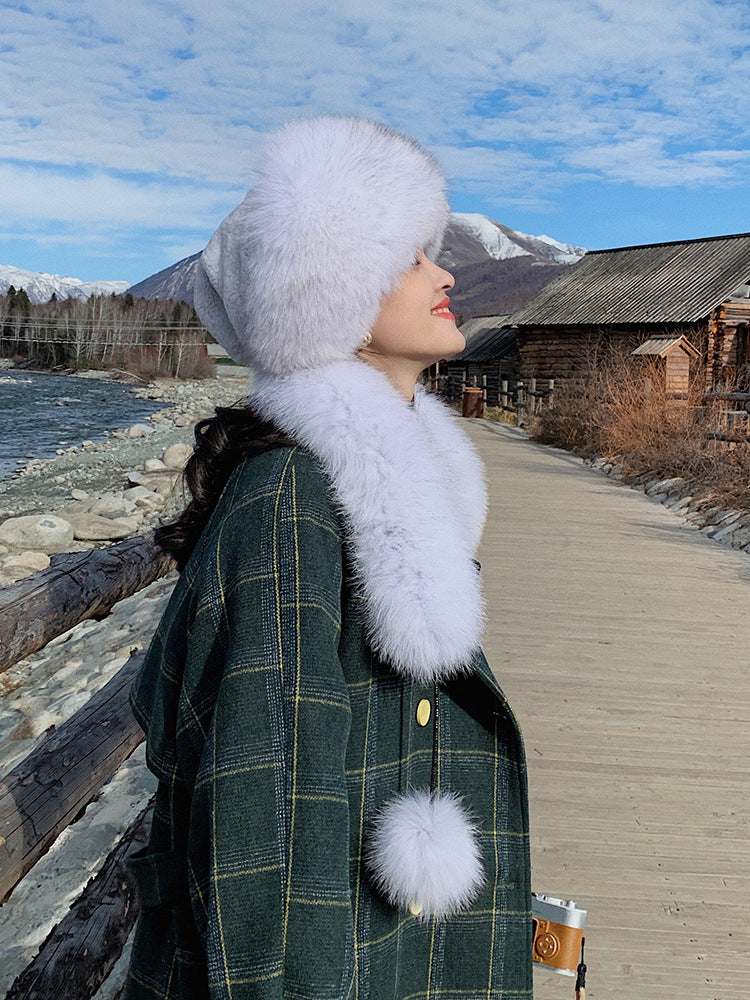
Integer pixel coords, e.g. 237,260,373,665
71,489,88,501
140,472,180,497
128,423,154,438
162,443,193,469
88,495,138,519
712,522,739,542
128,471,144,485
2,550,50,571
701,506,724,525
123,486,165,507
717,509,743,525
65,513,140,541
144,458,167,472
0,515,74,553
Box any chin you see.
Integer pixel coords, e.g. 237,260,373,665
440,332,466,361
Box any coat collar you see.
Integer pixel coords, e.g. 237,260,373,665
249,360,487,682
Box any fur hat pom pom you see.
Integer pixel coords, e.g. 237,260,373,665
366,790,484,920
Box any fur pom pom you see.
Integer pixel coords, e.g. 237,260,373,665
365,790,484,920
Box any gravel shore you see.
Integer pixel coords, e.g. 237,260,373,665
0,370,250,523
0,369,252,992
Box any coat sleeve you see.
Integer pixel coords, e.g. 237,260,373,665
187,450,354,1000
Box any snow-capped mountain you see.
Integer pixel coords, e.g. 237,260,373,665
125,215,586,312
447,214,586,266
0,265,129,304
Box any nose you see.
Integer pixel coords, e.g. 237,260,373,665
432,259,454,291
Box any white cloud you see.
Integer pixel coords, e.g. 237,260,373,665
0,0,748,268
564,136,750,186
0,161,243,229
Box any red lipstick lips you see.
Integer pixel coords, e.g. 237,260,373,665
431,297,455,320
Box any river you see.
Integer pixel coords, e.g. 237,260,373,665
0,370,158,481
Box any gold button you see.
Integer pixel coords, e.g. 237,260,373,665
408,899,423,917
416,699,431,727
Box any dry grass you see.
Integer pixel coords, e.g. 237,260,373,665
531,357,750,512
484,404,517,425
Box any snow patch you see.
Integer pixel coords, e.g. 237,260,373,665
0,265,129,305
534,233,587,264
450,213,586,266
451,213,532,261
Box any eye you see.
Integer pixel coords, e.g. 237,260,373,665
413,252,424,267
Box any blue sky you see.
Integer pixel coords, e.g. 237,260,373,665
1,0,749,284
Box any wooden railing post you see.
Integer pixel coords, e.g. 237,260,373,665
516,380,525,426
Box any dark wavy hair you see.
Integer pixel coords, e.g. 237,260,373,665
156,403,295,571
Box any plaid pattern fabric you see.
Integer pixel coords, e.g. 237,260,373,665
125,447,532,1000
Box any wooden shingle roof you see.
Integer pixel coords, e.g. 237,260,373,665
631,336,700,358
512,233,750,326
454,315,517,362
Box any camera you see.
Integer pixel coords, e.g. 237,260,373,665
531,893,587,976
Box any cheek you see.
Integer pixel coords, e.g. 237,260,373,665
372,296,419,343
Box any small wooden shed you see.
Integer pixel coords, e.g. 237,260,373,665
631,335,700,395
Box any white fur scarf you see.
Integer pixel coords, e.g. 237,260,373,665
249,360,487,683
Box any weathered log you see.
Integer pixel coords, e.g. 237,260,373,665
5,800,153,1000
0,531,173,673
0,651,146,903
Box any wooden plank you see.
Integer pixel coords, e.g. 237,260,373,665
465,420,750,1000
5,802,152,1000
0,532,173,673
0,651,146,903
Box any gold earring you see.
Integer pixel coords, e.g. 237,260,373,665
360,332,372,349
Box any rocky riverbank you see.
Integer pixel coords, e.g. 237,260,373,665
0,370,251,993
0,372,249,586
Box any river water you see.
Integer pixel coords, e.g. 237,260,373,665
0,371,159,481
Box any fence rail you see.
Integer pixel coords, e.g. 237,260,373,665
0,535,171,997
428,373,556,426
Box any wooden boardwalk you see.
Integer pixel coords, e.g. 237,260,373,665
465,420,750,1000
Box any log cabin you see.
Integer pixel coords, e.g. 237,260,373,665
427,315,519,405
511,232,750,389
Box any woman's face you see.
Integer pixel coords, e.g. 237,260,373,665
367,253,465,368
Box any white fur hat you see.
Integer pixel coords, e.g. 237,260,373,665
193,116,449,374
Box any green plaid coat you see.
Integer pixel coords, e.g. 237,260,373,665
125,445,532,1000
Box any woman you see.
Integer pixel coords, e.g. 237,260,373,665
125,116,532,1000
